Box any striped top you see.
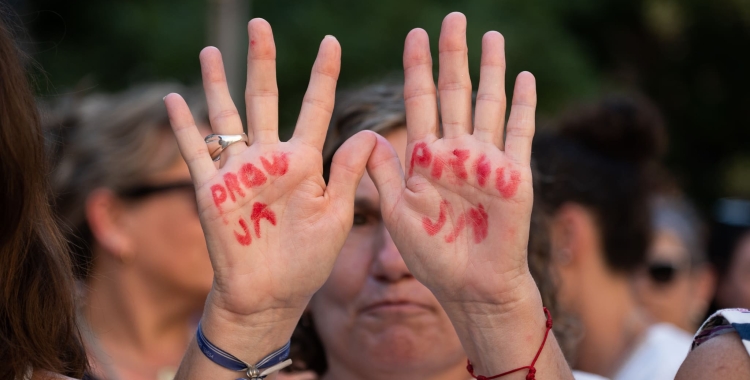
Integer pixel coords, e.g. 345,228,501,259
692,308,750,356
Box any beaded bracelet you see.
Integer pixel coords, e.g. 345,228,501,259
466,307,552,380
196,322,292,379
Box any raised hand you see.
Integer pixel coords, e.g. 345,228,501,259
165,19,376,367
366,13,571,379
368,13,535,311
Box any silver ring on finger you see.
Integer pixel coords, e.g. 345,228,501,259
204,133,249,162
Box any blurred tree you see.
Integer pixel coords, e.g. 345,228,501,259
17,0,750,210
562,0,750,207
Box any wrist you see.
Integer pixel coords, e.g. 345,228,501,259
439,274,552,378
438,270,541,321
199,291,304,366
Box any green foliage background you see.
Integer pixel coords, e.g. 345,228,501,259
18,0,750,212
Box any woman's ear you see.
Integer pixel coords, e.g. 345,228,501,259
85,188,136,264
551,202,600,267
550,205,577,266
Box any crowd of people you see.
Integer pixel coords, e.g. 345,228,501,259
1,6,749,380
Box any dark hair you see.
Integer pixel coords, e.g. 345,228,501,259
288,82,574,374
533,95,667,273
0,9,88,379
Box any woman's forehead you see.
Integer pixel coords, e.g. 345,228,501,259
354,127,408,203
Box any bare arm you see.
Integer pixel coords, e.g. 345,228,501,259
676,333,750,380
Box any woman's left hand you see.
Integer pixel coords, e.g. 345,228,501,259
366,13,572,379
366,12,537,316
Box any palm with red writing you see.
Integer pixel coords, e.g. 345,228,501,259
164,19,376,335
367,13,538,312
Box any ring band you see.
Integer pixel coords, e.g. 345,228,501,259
204,133,249,162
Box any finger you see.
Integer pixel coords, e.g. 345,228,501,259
437,12,472,139
246,18,279,145
164,93,217,186
326,131,378,219
200,47,246,157
291,36,341,151
473,31,507,148
403,28,438,143
504,72,537,165
366,134,405,214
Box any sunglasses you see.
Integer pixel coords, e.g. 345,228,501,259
118,181,198,213
646,261,690,285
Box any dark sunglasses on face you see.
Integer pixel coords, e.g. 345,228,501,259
118,181,198,213
647,261,690,285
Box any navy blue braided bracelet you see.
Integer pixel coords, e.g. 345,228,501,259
196,322,292,379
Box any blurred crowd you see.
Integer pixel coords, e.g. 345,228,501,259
1,3,749,380
36,80,750,380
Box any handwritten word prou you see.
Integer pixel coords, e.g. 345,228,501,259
408,144,521,198
211,152,290,213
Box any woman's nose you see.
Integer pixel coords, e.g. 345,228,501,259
370,225,413,283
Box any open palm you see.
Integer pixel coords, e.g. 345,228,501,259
367,13,537,309
165,19,375,320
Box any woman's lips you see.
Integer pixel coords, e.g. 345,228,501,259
360,300,432,316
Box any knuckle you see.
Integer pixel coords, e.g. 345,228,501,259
210,108,240,124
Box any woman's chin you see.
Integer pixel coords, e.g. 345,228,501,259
360,325,460,366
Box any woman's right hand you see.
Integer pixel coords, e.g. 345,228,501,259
166,18,376,368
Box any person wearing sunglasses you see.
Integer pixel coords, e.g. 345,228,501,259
46,83,213,380
707,198,750,313
634,195,716,333
534,96,694,380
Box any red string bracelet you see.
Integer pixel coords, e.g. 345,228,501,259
466,307,552,380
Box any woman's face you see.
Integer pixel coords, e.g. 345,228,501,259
120,131,213,302
308,128,465,375
718,232,750,310
635,229,714,332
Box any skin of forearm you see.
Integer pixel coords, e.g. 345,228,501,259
441,274,575,380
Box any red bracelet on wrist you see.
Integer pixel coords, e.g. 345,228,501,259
466,307,553,380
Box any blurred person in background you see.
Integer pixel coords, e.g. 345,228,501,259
633,195,716,333
279,82,601,380
46,84,213,380
706,198,750,313
533,96,693,380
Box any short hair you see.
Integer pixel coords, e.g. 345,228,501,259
322,82,406,181
44,83,208,279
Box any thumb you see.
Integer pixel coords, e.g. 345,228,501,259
326,130,378,218
366,133,405,214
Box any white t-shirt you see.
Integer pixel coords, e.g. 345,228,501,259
613,323,692,380
573,370,610,380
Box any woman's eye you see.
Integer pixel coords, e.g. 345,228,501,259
353,213,368,226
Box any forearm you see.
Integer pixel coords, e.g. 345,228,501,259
174,295,302,380
442,274,574,380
